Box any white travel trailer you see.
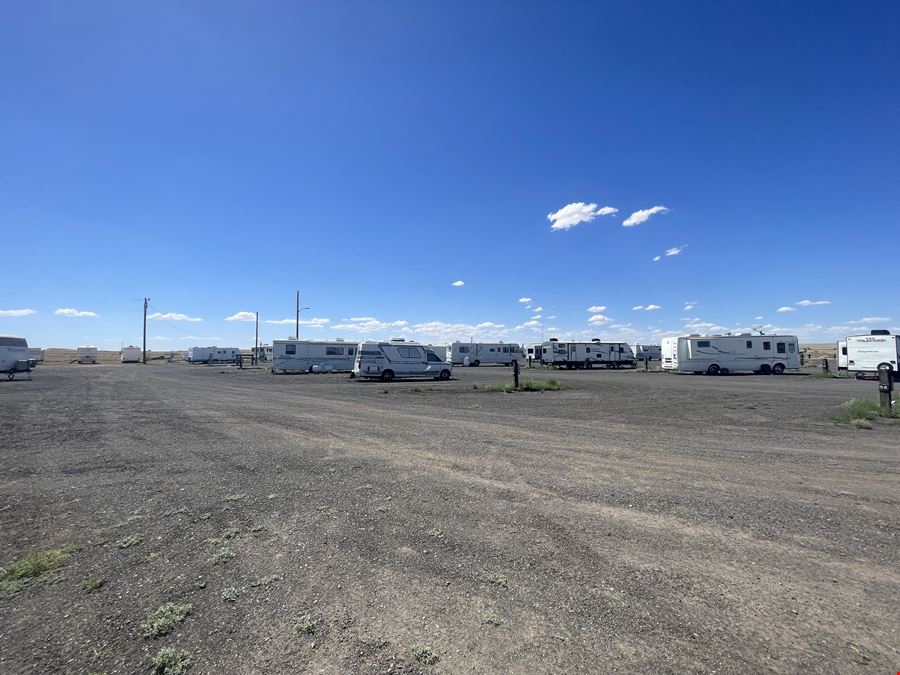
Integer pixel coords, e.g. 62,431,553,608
186,346,239,364
541,339,637,369
28,347,44,363
447,342,522,366
272,340,357,374
121,346,142,363
843,332,899,378
525,344,543,364
77,346,98,364
354,339,452,381
837,340,848,371
631,344,662,361
661,334,800,375
0,335,31,379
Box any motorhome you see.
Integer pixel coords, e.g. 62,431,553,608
28,347,44,363
540,339,637,369
272,340,357,374
661,333,800,375
843,331,899,378
121,346,142,363
631,344,662,361
77,346,98,364
186,346,239,364
446,342,522,366
354,339,452,381
0,335,30,379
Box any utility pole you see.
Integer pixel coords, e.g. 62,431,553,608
254,311,259,365
295,291,300,341
142,297,149,364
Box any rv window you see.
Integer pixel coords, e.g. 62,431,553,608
841,346,847,355
325,346,344,356
348,347,355,355
586,347,591,353
398,346,420,358
459,346,469,353
777,342,786,354
788,343,795,353
746,341,753,349
426,352,442,362
285,344,296,355
697,341,711,348
489,348,495,352
763,341,771,350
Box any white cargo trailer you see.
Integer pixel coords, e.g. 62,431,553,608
447,342,522,366
843,332,899,378
353,339,452,381
186,346,239,364
541,339,636,369
121,346,142,363
77,346,98,364
0,335,31,379
272,340,357,373
661,333,800,375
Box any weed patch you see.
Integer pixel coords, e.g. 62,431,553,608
427,528,444,539
0,545,78,595
222,587,240,602
294,613,316,634
488,573,508,588
163,507,188,517
833,398,898,425
116,534,143,549
222,494,246,503
82,576,104,592
150,647,191,674
209,547,235,565
251,575,277,587
142,602,192,638
483,614,503,626
486,378,567,393
412,645,440,665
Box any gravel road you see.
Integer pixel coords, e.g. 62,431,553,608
1,365,897,673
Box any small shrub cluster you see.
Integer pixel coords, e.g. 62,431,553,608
833,398,897,427
0,545,79,594
209,547,235,565
116,535,143,549
82,576,104,592
486,378,567,393
142,602,193,638
221,587,240,602
150,647,191,674
294,613,316,634
412,645,440,665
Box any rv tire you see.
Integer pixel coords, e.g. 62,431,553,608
706,364,720,376
380,370,394,382
472,360,480,367
772,363,785,375
760,364,772,375
855,371,866,380
438,369,451,380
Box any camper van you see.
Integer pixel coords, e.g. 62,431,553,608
0,335,30,379
446,342,522,366
661,334,800,374
77,346,98,364
843,332,899,378
631,344,662,361
186,346,239,364
121,346,142,363
540,339,637,369
353,339,452,381
272,340,357,373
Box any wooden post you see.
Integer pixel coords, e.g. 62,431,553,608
512,359,520,389
822,358,829,374
878,367,893,413
644,356,649,371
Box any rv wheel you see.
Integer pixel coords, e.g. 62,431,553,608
380,369,394,382
706,364,720,376
855,371,866,380
760,364,772,375
472,360,480,367
438,369,451,380
772,363,785,375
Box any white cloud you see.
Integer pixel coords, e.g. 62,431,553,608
755,316,764,320
548,202,618,231
533,306,544,312
264,317,330,327
545,315,557,320
652,255,661,262
55,308,99,318
665,245,686,256
586,305,607,313
683,302,697,311
775,306,795,313
645,304,661,311
225,311,257,322
588,314,612,324
623,205,668,227
0,309,37,317
632,305,644,311
148,312,202,322
451,280,465,287
847,317,890,324
151,335,222,341
795,299,830,306
518,297,532,303
531,314,542,320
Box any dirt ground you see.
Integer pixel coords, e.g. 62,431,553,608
0,364,897,674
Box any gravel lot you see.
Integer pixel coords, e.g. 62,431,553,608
0,364,897,674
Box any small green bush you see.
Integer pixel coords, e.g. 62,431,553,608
294,613,315,634
142,602,192,638
833,398,895,425
412,645,440,665
0,545,78,594
209,547,235,565
222,587,240,602
82,576,104,592
116,534,143,549
150,647,191,674
486,378,567,393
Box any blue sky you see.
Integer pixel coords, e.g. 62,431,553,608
1,1,898,349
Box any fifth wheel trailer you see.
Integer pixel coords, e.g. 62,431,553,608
272,340,357,373
661,334,800,375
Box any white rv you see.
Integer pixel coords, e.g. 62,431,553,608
447,342,522,366
28,347,44,363
661,334,800,375
77,346,98,364
843,332,899,378
631,344,662,361
837,340,848,371
186,346,239,364
525,344,543,364
0,335,30,379
354,339,452,381
121,346,142,363
541,339,637,369
272,340,357,373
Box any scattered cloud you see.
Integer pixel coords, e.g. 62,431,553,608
632,305,644,311
518,297,532,303
847,317,890,324
55,308,99,318
755,316,764,320
588,314,612,324
0,309,37,317
548,202,618,231
451,280,465,287
225,311,257,322
775,306,795,313
151,335,222,341
683,301,698,311
665,245,687,256
623,205,668,227
652,255,661,262
533,306,544,312
632,305,661,311
148,312,202,322
531,314,542,320
586,305,607,313
795,299,830,306
264,317,330,327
